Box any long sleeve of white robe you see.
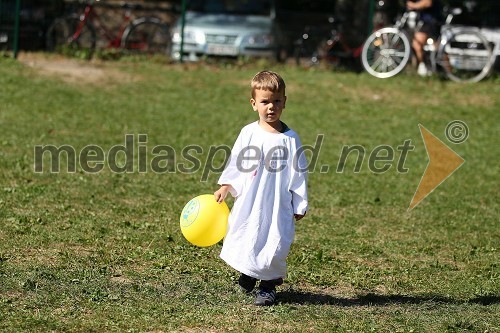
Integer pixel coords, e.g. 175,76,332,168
218,121,308,280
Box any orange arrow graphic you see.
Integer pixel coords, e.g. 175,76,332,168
408,124,465,211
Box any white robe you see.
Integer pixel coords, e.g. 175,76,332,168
218,121,308,280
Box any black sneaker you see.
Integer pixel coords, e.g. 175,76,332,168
254,287,277,306
238,274,257,293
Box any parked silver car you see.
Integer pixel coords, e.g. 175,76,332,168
171,0,277,61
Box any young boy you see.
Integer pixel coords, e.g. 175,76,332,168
214,70,308,306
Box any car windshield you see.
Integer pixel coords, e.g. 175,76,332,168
188,0,271,16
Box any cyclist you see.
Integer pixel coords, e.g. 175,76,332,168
406,0,443,76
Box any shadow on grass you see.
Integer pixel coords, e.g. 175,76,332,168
278,291,499,306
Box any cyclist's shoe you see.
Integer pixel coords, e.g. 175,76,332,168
238,274,257,294
417,62,429,76
254,287,277,306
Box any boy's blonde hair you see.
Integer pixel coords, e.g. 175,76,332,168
251,70,286,98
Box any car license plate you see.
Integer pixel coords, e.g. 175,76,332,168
206,44,238,56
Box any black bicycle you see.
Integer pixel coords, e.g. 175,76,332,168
293,16,365,70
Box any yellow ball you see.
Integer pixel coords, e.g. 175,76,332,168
179,194,229,247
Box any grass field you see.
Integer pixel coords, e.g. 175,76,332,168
0,54,499,332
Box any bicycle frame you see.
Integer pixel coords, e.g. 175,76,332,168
72,2,132,49
394,11,409,30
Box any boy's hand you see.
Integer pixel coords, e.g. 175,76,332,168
294,212,306,221
214,185,231,203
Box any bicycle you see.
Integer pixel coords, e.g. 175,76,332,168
361,7,498,82
293,0,394,70
293,16,364,70
46,0,171,59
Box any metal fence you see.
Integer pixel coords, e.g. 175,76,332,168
0,0,67,57
0,0,177,58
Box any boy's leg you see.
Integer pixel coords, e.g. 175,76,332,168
254,278,283,306
238,273,257,293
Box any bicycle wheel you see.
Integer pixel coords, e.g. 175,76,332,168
361,27,411,78
122,18,170,55
436,29,493,83
46,15,96,59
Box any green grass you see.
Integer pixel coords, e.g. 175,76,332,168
0,55,499,332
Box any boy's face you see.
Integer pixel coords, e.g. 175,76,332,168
250,89,286,126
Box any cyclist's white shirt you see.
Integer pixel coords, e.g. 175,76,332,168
218,121,308,280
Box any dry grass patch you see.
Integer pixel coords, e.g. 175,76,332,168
18,52,141,86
